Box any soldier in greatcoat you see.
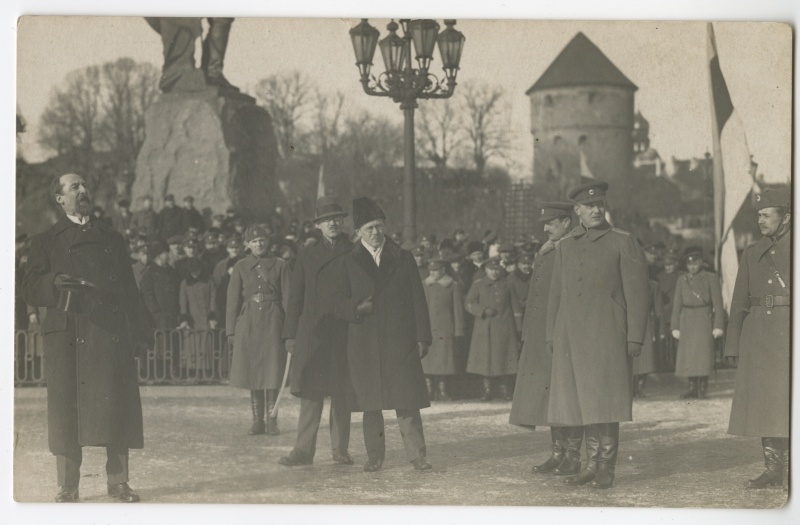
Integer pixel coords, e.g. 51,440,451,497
328,197,433,472
465,258,521,401
546,181,650,490
671,246,724,399
226,224,290,436
278,197,355,467
725,188,790,490
655,252,680,370
632,278,660,397
510,202,584,476
21,173,148,503
422,259,465,401
508,252,533,325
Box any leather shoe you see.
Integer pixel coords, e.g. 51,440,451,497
590,468,615,489
332,450,354,465
55,486,79,503
565,468,597,486
107,482,140,503
278,450,313,467
531,456,562,474
363,458,383,472
412,457,433,471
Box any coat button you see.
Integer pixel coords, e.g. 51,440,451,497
771,250,776,255
768,279,773,284
577,292,582,297
112,336,119,342
767,310,772,315
77,337,85,344
109,275,117,281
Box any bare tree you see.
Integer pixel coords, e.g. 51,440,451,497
308,89,346,158
416,98,463,174
459,81,510,175
340,111,404,171
38,65,102,163
255,71,313,157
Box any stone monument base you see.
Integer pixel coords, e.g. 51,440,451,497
132,87,279,219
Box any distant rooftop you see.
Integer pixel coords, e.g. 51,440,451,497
526,32,637,94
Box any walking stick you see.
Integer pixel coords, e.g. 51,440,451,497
270,353,292,418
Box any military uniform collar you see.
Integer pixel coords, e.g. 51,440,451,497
247,253,276,269
573,222,612,242
753,229,790,260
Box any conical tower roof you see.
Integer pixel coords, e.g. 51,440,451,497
526,32,637,94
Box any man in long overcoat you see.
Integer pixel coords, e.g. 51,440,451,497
329,197,433,472
21,173,148,503
546,181,650,490
725,188,791,490
510,202,584,476
278,196,355,467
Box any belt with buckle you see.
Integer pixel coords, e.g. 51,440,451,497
749,295,790,307
251,292,279,303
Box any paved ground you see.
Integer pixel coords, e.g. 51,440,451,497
12,372,788,510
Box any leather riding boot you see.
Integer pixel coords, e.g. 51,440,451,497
425,377,435,401
636,375,647,398
266,389,280,435
481,377,493,401
746,437,784,489
438,379,451,401
249,390,265,435
697,376,708,399
590,423,619,489
554,425,583,476
532,427,566,474
202,18,239,91
680,377,698,399
566,424,600,486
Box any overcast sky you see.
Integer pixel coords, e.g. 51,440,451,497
16,18,792,183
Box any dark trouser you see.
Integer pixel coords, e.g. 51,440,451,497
57,445,129,488
584,422,619,472
294,395,351,458
363,410,426,463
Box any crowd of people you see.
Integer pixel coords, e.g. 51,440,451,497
16,173,790,502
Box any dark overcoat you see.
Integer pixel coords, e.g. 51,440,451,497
226,254,290,389
281,236,353,398
671,270,724,377
465,275,521,377
632,280,659,376
157,207,184,241
20,217,146,454
329,239,432,412
510,242,557,428
421,274,464,375
546,224,650,426
140,263,181,330
726,233,790,438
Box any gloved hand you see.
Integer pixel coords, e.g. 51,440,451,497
483,308,498,318
208,319,218,330
725,356,738,368
627,341,642,358
712,328,724,339
28,312,39,325
177,321,190,331
227,334,235,345
672,329,680,339
356,296,374,317
285,339,296,354
417,342,429,359
53,273,75,288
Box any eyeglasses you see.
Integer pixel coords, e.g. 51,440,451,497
360,223,385,233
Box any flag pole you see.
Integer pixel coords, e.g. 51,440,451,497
707,22,725,275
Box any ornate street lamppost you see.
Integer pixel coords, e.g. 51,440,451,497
349,18,465,245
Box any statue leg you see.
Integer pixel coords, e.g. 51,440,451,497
151,17,206,92
203,17,239,91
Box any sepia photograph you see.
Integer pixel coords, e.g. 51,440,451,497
6,1,796,522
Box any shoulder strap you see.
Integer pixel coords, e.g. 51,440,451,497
764,249,787,289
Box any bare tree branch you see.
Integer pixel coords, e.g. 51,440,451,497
255,71,313,158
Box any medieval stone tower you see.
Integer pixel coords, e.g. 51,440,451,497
527,32,637,208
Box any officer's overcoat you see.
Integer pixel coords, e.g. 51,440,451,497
226,254,290,389
726,233,790,438
510,241,557,428
282,236,353,398
671,270,724,377
632,280,659,376
465,274,521,377
421,274,464,375
21,217,146,454
546,224,650,425
329,239,432,412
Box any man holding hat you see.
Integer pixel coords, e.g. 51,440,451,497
21,173,148,502
329,197,433,472
725,187,791,490
546,181,650,489
511,202,585,477
279,196,355,467
140,241,181,332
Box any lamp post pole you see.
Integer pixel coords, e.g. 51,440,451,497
349,18,465,247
